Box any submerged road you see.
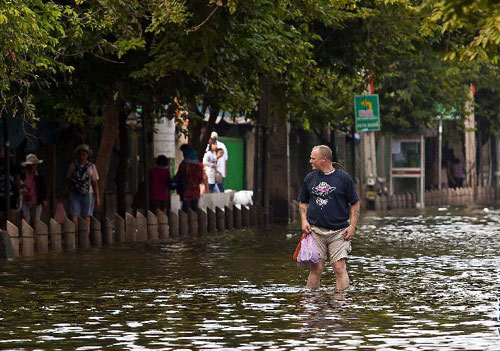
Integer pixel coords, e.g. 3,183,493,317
0,206,499,350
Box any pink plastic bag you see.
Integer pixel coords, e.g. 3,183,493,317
297,234,320,266
54,201,66,224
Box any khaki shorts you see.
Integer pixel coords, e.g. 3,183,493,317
310,226,351,263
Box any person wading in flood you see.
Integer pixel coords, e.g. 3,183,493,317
298,145,361,290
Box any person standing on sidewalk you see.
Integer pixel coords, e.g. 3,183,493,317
206,132,228,190
203,141,218,192
298,145,360,290
149,155,171,214
20,154,47,224
175,148,204,212
64,144,100,230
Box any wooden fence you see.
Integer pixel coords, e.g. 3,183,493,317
4,204,269,259
424,186,497,207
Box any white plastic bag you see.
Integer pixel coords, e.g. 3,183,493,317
297,234,320,267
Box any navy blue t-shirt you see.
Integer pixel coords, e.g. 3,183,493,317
298,169,359,230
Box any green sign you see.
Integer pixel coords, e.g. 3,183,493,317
354,94,380,132
432,104,460,121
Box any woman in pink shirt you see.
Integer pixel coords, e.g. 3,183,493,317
20,154,47,224
149,155,171,213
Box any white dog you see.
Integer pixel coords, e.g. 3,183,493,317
233,190,253,206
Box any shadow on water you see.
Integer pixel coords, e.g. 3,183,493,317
0,206,499,349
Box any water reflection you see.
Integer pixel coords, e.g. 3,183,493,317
0,207,499,349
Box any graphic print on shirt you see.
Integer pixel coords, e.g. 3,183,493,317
311,181,336,208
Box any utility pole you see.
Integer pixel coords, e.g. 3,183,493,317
438,118,443,190
360,73,378,208
464,84,476,192
141,105,150,216
255,76,271,223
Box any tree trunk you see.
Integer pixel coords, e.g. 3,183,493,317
188,99,219,160
95,100,120,207
201,105,219,151
116,113,128,216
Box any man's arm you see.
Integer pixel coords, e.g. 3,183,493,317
344,200,360,241
299,202,311,235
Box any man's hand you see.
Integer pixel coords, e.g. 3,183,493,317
302,220,312,235
95,196,101,208
343,225,356,241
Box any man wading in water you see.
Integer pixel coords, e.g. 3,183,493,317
298,145,361,290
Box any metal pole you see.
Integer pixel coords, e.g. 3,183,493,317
142,108,150,216
421,135,425,207
351,131,356,181
438,119,442,190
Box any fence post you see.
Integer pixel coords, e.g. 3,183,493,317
0,230,15,259
197,209,207,235
179,210,189,236
405,193,412,208
21,219,35,257
114,214,125,243
6,221,19,257
49,219,62,252
250,205,258,226
241,206,250,227
34,220,49,254
225,206,233,230
389,194,396,209
90,217,102,248
78,217,90,249
147,211,159,241
63,218,76,250
125,213,137,242
233,205,242,229
216,207,225,232
159,210,170,239
103,217,114,245
188,209,198,236
169,211,179,237
136,212,148,242
207,208,216,233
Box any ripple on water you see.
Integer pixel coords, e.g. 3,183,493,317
0,208,500,349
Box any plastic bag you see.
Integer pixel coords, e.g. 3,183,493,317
296,234,320,267
54,201,66,225
292,233,306,261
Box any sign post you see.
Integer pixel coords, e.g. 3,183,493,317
354,94,380,209
433,104,460,190
354,94,381,132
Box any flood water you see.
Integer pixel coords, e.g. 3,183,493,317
1,207,499,350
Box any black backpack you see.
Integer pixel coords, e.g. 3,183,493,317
70,162,92,194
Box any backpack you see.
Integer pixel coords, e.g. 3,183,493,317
70,162,92,194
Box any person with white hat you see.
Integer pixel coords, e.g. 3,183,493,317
206,131,228,191
64,144,100,229
20,154,47,223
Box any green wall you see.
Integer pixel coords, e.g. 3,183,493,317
219,136,246,191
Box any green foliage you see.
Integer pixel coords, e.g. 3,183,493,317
8,0,500,139
0,0,76,119
422,0,500,61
